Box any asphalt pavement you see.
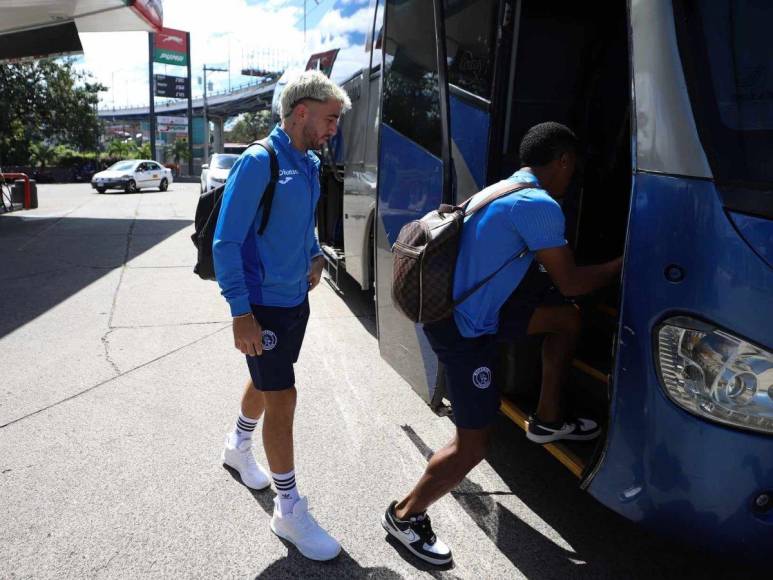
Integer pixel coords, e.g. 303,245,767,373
0,184,743,579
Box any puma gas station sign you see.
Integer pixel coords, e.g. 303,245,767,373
154,27,188,66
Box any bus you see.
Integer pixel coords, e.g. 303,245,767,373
281,0,773,560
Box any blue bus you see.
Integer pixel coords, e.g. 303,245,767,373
289,0,773,560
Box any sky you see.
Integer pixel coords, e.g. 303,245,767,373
74,0,373,111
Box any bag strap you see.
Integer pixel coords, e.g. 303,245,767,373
463,181,534,216
453,181,536,307
249,138,279,235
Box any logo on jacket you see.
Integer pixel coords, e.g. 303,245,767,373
262,330,278,351
277,169,299,186
472,367,492,389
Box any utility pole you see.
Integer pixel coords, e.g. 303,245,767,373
148,33,156,161
186,32,193,177
202,65,227,164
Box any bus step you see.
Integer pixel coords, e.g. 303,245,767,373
500,398,585,479
596,303,618,320
572,359,609,385
321,244,345,294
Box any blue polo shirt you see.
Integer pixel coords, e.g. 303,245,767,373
452,170,567,338
213,125,323,315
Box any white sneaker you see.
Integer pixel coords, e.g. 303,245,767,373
221,434,270,490
270,496,341,561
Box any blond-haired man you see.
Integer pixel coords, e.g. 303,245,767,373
214,70,350,561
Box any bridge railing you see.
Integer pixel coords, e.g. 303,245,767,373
97,76,278,114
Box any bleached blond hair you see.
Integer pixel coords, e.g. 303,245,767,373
279,70,351,119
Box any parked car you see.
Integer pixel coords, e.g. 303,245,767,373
91,160,173,194
200,153,238,193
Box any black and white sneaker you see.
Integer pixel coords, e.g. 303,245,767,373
526,416,601,443
381,501,452,566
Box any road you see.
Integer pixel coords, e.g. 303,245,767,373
0,184,742,579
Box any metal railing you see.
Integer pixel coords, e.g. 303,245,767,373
97,76,279,113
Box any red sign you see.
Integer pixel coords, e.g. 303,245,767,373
130,0,164,31
155,27,188,53
305,49,339,77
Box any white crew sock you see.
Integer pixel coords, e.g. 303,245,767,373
272,469,300,516
233,412,258,444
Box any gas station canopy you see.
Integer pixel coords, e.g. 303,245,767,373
0,0,163,62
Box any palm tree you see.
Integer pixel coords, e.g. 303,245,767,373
29,142,57,170
105,139,133,159
169,139,191,165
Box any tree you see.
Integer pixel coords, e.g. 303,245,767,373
225,110,273,144
28,142,57,170
105,139,134,159
104,139,148,160
0,58,104,166
167,139,191,164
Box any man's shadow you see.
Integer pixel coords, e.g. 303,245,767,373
255,552,401,579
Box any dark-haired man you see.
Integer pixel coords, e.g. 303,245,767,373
381,122,621,566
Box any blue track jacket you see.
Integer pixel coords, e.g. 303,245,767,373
213,125,323,316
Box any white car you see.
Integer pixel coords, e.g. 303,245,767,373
92,160,173,194
200,154,238,192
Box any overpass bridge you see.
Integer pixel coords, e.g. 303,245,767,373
98,78,277,120
98,78,278,163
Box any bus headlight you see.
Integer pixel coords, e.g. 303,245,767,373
656,316,773,435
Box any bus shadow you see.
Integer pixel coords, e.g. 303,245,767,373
402,419,735,579
322,269,377,337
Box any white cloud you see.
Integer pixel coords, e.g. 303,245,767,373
76,0,377,113
78,0,306,110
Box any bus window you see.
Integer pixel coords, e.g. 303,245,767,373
444,0,497,100
675,0,773,193
382,0,443,158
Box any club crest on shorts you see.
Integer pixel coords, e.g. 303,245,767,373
261,329,278,351
472,366,492,389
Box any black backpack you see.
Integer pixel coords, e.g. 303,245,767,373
391,181,532,323
191,139,279,280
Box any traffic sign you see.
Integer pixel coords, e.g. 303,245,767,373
154,74,189,99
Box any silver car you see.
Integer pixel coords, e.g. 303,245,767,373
200,154,238,193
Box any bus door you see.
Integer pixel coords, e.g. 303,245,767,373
483,0,633,476
376,0,453,402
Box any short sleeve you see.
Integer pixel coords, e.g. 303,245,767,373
509,194,567,251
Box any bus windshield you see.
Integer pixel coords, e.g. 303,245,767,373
675,0,773,189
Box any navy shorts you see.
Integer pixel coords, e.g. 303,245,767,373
498,260,570,340
245,298,310,391
423,262,570,429
423,317,499,430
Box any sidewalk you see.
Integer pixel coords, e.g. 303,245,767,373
0,184,728,579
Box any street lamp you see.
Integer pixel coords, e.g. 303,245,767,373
202,65,227,164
